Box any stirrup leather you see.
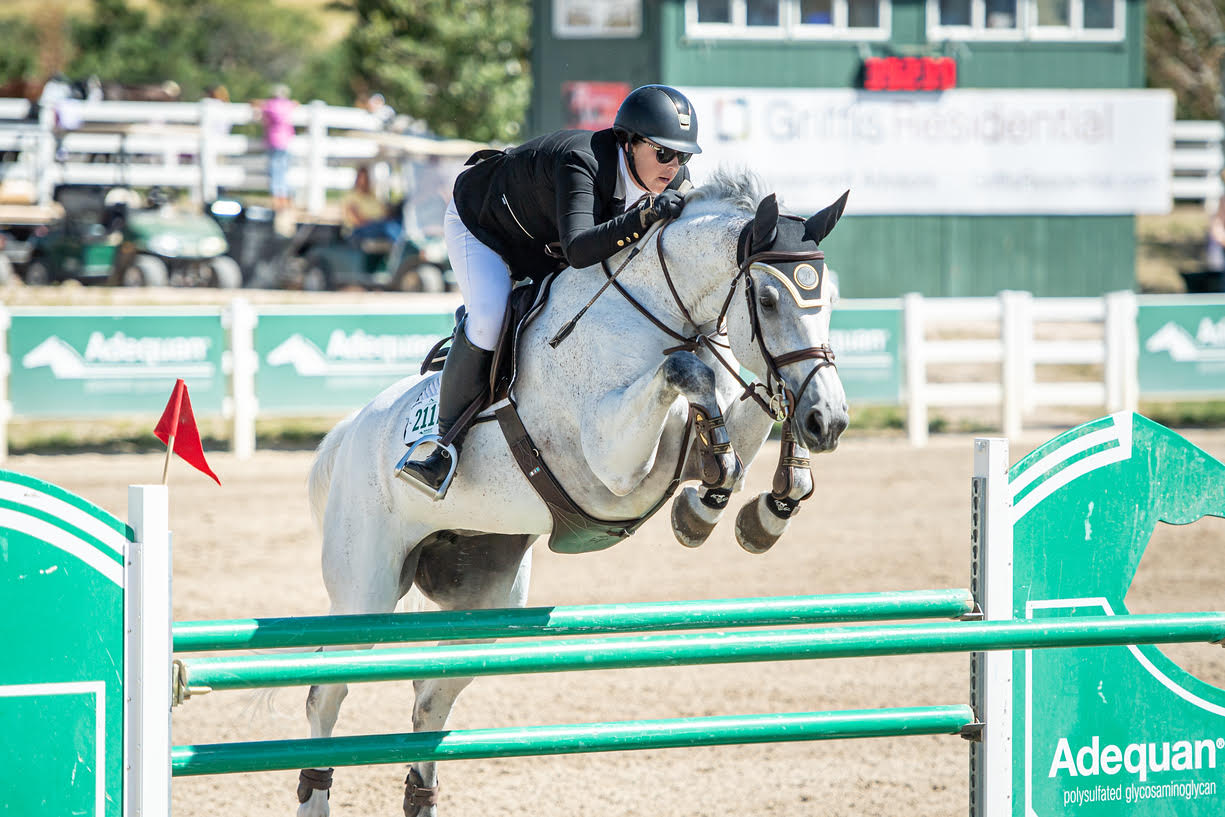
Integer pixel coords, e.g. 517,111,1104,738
395,435,460,501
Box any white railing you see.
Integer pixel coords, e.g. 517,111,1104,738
902,290,1138,446
0,98,487,214
1172,119,1225,209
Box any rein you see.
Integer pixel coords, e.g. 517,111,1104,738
605,217,837,425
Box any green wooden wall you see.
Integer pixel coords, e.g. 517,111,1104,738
818,215,1135,297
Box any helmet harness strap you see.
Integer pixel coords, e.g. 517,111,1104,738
623,140,652,196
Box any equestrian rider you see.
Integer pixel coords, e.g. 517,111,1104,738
398,84,703,498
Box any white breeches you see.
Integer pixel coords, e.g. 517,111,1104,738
444,199,512,351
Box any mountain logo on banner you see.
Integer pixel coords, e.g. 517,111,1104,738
22,333,215,379
266,330,438,376
1144,319,1225,363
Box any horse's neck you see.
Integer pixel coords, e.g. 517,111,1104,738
612,220,737,335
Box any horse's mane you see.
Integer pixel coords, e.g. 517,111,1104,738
686,167,766,212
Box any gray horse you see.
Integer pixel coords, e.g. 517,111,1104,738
298,169,849,816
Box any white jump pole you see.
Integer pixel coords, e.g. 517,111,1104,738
124,485,172,817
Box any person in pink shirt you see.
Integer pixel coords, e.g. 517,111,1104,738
255,84,297,212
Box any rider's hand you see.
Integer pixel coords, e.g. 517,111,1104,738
638,189,686,229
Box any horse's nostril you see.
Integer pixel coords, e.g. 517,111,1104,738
805,409,825,440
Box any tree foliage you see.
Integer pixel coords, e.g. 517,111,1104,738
0,15,42,85
1146,0,1225,120
68,0,331,101
334,0,531,141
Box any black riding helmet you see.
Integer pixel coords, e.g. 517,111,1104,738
613,85,702,155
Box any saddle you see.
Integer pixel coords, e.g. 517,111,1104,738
418,276,698,555
419,276,548,404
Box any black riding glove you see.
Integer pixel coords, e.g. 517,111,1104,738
638,189,686,229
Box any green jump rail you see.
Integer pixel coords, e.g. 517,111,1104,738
173,589,977,652
171,705,978,776
179,612,1225,693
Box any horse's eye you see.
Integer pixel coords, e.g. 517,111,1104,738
758,286,779,311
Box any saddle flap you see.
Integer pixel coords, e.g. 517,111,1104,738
490,279,549,400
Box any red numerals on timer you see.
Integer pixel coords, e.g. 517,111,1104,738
864,57,957,91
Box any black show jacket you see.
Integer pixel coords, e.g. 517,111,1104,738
452,128,690,280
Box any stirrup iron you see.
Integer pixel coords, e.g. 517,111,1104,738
395,434,459,501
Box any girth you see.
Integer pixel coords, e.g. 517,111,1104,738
495,398,694,554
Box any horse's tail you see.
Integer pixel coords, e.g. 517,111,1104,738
307,410,358,532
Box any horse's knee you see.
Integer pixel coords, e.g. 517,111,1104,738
661,351,715,401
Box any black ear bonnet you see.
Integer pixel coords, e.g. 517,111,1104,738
735,190,848,307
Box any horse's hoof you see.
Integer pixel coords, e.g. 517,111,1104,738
671,486,724,548
734,493,786,554
297,790,330,817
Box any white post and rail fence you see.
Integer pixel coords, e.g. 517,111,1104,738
0,98,486,213
0,291,1221,461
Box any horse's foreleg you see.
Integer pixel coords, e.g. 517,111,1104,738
671,360,776,548
735,420,814,554
584,350,736,497
405,533,534,817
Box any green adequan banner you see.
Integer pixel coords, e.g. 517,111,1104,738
1006,413,1225,815
1137,297,1225,396
254,310,456,413
9,311,226,416
830,304,903,404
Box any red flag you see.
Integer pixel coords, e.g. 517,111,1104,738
155,379,220,485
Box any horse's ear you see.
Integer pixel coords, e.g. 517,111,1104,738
803,189,849,246
751,193,779,254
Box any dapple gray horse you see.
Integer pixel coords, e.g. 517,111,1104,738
298,169,849,816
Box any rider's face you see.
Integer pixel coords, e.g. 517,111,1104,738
630,139,681,194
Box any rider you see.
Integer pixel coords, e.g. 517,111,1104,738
397,84,703,498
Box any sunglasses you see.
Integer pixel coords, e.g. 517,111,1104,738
641,139,692,166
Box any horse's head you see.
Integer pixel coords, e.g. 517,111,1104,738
721,190,850,452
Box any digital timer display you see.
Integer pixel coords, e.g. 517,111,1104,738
863,57,957,91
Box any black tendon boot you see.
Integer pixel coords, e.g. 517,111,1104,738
396,328,494,499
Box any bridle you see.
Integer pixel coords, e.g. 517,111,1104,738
599,214,837,424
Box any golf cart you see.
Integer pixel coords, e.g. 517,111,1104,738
22,185,123,285
207,198,305,288
297,201,445,293
110,187,241,287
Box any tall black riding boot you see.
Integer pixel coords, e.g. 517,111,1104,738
396,327,493,499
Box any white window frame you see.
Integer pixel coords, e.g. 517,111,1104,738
925,0,1123,40
553,0,643,39
686,0,891,41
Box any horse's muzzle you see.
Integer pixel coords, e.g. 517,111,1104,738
801,404,848,452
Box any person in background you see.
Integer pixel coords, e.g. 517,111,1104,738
342,165,403,245
365,92,396,130
254,84,297,213
397,84,701,498
203,85,232,144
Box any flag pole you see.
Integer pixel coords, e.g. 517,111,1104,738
161,380,185,485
